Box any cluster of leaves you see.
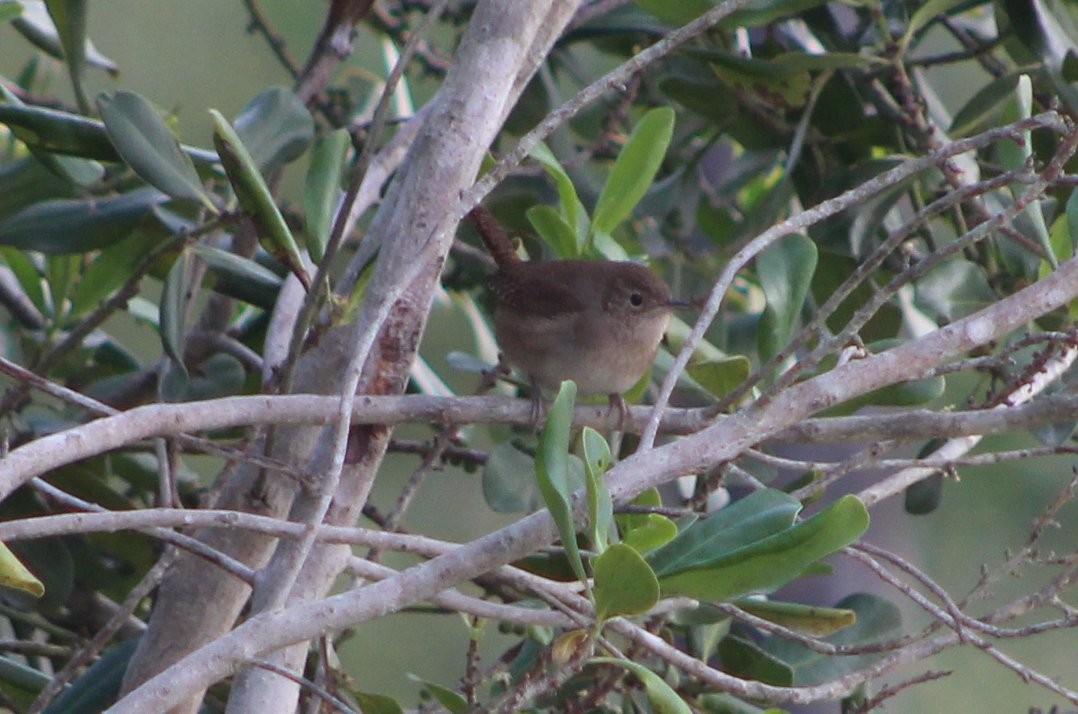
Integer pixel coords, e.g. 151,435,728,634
519,382,874,712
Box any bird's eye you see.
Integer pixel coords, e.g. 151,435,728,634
629,291,644,307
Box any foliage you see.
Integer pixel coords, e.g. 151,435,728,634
0,0,1077,712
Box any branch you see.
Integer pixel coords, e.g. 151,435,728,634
641,111,1070,447
108,253,1078,712
8,388,1078,503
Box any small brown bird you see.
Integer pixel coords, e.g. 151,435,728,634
466,207,676,416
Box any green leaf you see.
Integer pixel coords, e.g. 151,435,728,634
67,232,153,320
482,441,541,513
590,658,692,714
0,102,219,167
0,87,104,186
616,487,662,532
194,244,282,294
303,128,350,263
772,52,884,71
352,691,405,714
42,639,138,714
535,380,587,584
46,253,77,322
0,541,44,597
659,75,738,126
33,151,104,187
1003,0,1078,114
0,247,46,315
1043,191,1078,319
210,108,310,290
526,204,578,259
180,353,246,401
757,234,817,362
719,634,794,686
529,142,587,248
233,87,314,172
593,543,660,620
10,1,118,75
760,593,901,685
160,250,189,375
0,151,77,221
589,228,630,260
0,654,50,702
0,188,165,254
904,473,944,515
687,355,752,399
621,514,678,553
617,488,680,553
733,598,857,636
193,245,282,309
658,496,869,602
649,489,802,577
812,159,910,257
592,106,675,237
44,0,89,111
97,91,216,211
406,676,467,714
0,101,116,160
581,427,614,553
998,75,1055,268
704,52,812,108
949,72,1021,138
914,260,995,321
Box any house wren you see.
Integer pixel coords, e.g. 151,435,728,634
466,207,675,402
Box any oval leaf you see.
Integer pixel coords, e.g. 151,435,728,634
621,514,678,553
234,87,314,172
45,0,89,110
649,489,802,577
482,441,541,513
211,109,310,290
581,426,614,552
529,142,587,248
303,128,350,262
0,188,165,254
686,355,752,399
759,593,901,685
592,106,675,236
733,597,857,637
757,233,817,361
11,1,118,75
160,249,190,374
719,634,794,686
526,204,578,259
658,495,870,602
593,543,659,620
535,380,587,583
0,541,44,597
98,90,215,210
0,102,219,167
